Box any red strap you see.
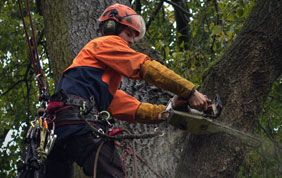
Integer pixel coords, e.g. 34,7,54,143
108,127,123,136
47,101,64,113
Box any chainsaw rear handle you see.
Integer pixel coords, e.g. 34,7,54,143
162,94,222,120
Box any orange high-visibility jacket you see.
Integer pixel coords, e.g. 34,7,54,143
58,35,149,122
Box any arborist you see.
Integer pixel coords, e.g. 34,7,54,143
45,3,210,178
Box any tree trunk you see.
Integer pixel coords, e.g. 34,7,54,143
176,0,282,177
172,0,190,50
41,0,180,178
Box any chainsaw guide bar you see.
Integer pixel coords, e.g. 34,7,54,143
167,109,261,147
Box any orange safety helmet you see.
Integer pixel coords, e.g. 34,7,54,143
98,3,146,41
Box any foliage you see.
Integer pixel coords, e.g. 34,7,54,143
145,0,255,85
0,0,47,177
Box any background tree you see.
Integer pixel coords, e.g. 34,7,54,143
176,0,282,177
0,0,281,177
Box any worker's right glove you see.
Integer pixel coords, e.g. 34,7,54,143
141,60,210,111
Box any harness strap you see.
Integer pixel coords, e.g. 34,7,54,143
48,90,98,114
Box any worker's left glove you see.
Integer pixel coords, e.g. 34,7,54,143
135,103,166,124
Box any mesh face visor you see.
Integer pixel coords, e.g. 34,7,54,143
120,14,146,41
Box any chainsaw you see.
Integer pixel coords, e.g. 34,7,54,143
162,95,261,146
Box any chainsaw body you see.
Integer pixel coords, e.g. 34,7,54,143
164,95,223,134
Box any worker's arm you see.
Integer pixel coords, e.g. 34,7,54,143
108,90,166,124
93,36,208,110
140,60,209,110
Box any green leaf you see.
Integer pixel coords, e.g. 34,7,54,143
212,25,222,35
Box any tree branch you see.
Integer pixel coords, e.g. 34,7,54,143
134,0,142,14
172,0,190,50
164,0,191,17
0,79,26,97
0,129,10,147
146,0,165,30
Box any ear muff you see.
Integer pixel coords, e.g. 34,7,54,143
99,9,125,36
100,20,118,35
99,4,146,40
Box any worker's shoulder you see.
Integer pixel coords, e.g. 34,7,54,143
91,35,128,46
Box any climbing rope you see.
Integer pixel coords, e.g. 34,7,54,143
18,0,49,107
81,111,164,178
17,2,54,178
118,136,163,178
81,111,163,141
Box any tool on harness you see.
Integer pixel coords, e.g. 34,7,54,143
18,115,57,178
163,95,262,146
44,123,57,155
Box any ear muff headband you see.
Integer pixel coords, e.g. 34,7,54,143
100,20,118,35
99,9,124,36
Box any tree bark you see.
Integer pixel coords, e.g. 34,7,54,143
176,0,282,177
42,0,124,82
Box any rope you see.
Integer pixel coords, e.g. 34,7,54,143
18,0,49,105
93,141,105,178
83,116,162,141
82,113,163,177
132,140,138,178
119,142,163,178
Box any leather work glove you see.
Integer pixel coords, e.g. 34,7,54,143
141,60,195,98
172,90,211,111
135,91,210,124
187,90,211,111
135,103,166,124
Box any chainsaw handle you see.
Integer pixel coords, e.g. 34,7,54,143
163,94,223,120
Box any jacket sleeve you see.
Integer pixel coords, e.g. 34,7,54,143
108,90,166,124
107,90,141,123
93,36,150,79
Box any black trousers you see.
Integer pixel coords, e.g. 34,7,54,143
45,133,125,178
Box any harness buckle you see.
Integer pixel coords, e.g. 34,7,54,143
98,128,105,134
98,111,113,128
